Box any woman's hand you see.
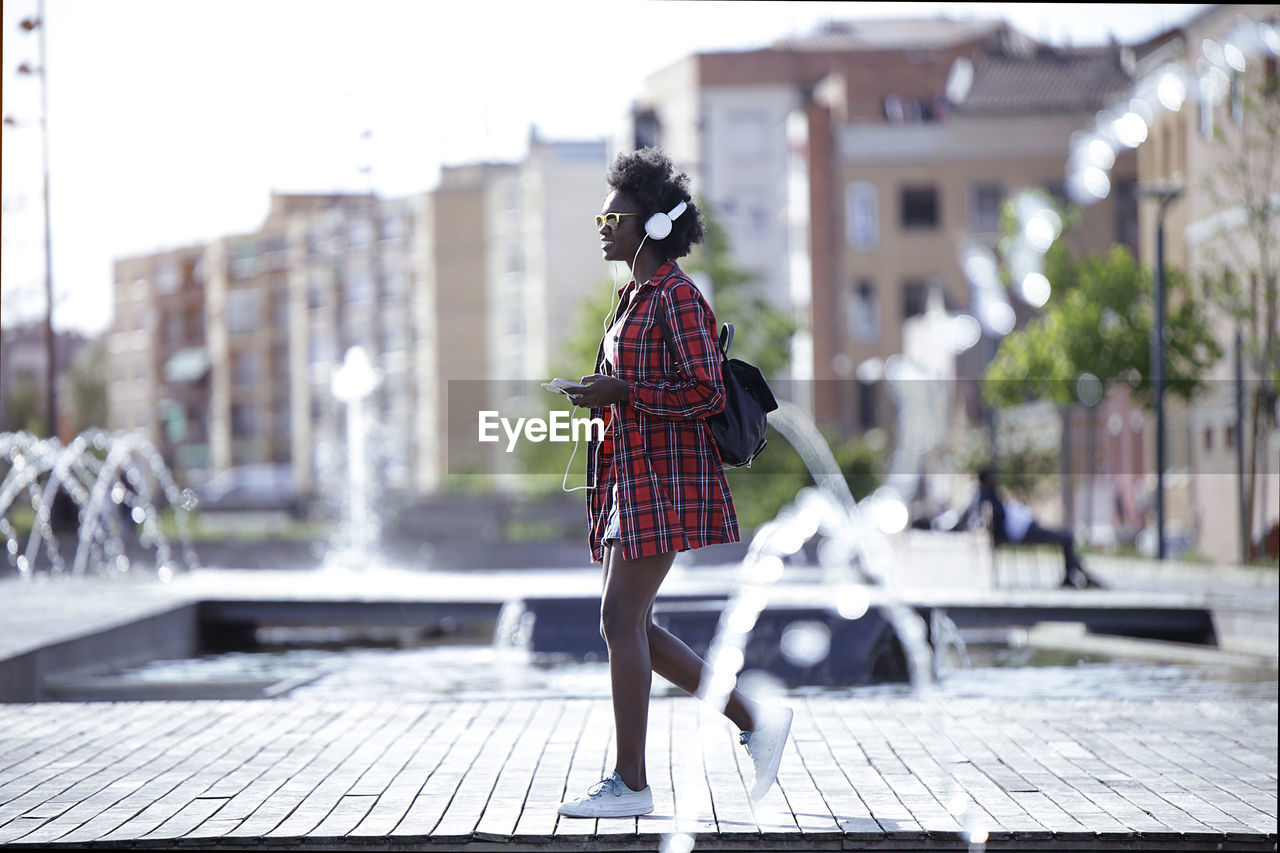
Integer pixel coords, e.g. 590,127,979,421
568,374,630,407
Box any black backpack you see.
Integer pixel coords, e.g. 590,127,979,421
654,316,778,468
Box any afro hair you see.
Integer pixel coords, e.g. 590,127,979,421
606,147,704,261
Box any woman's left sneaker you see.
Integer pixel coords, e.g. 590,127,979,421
558,772,654,817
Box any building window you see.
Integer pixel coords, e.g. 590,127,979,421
273,397,291,436
230,242,258,281
845,181,879,250
225,289,262,334
308,274,326,311
1199,92,1214,140
380,211,405,241
383,313,408,354
969,182,1003,231
858,380,878,431
231,404,257,438
901,280,928,320
272,343,290,384
1113,180,1138,255
260,235,288,271
273,296,290,330
901,187,939,229
633,108,660,151
309,334,332,368
1230,73,1244,126
383,272,406,298
155,259,180,294
165,314,184,347
883,95,939,124
232,350,261,387
848,280,879,344
726,111,768,160
345,265,374,304
349,217,373,248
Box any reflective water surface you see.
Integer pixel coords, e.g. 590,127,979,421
47,637,1277,703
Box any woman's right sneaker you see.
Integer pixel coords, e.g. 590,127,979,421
740,705,794,802
558,771,654,817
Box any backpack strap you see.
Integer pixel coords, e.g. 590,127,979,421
650,273,730,368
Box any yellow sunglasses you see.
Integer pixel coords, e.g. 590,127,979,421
594,212,640,229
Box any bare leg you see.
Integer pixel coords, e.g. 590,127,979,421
599,545,675,792
644,610,759,732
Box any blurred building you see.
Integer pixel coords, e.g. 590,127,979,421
626,17,1007,328
108,136,607,497
628,18,1138,427
1132,3,1280,562
796,29,1140,432
111,244,209,475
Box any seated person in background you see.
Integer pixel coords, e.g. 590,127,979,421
956,468,1104,589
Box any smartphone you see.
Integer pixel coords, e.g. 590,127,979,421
541,377,586,395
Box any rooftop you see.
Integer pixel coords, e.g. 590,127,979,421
770,17,1005,52
956,44,1134,116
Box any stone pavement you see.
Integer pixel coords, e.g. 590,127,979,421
1,536,1275,849
0,695,1275,850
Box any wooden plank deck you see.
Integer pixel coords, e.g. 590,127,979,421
0,696,1274,850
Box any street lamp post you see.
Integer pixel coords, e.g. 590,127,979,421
1137,180,1184,560
13,4,55,438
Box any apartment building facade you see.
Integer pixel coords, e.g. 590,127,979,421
629,19,1137,421
627,19,1016,345
1133,3,1280,562
797,35,1139,432
108,137,608,498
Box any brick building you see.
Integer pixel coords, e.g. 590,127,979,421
109,137,608,497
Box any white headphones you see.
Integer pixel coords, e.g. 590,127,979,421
645,200,687,240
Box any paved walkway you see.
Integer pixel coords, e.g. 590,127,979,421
0,695,1275,850
2,540,1275,849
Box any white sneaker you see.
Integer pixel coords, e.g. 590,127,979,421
740,705,793,801
558,771,654,817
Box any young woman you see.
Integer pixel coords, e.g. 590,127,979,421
557,148,791,818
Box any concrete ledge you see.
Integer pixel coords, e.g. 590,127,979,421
0,601,200,702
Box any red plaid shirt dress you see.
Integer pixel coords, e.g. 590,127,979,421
585,260,740,562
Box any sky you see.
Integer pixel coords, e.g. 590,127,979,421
1,1,1210,336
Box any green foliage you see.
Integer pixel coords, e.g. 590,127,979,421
726,427,881,533
512,285,616,495
3,375,45,435
68,340,109,432
984,241,1222,409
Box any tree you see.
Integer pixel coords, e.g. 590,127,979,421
983,230,1222,532
68,339,109,432
984,241,1221,410
3,375,45,434
1200,69,1280,557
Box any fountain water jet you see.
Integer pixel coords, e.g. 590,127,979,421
0,429,199,581
328,346,382,568
662,401,943,853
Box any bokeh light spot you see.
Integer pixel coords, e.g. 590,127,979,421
780,620,832,667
